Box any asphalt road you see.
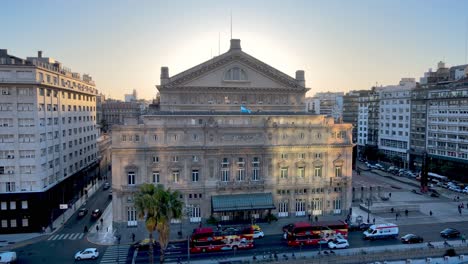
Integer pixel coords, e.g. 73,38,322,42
15,183,112,264
132,222,468,263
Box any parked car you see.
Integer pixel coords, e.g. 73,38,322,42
77,208,88,218
103,182,110,190
91,209,102,219
400,234,423,244
440,228,460,238
74,248,99,260
0,251,17,264
253,230,264,239
327,238,349,249
375,164,384,170
133,239,158,250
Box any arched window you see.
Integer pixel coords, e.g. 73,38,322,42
224,67,247,81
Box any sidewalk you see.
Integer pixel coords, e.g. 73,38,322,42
87,199,115,245
0,180,103,250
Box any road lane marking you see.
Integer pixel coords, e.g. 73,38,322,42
47,235,57,241
78,233,84,239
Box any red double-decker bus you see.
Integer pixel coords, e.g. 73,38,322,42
286,220,348,247
190,226,255,253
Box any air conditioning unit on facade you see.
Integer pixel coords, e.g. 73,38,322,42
7,155,14,159
7,170,14,174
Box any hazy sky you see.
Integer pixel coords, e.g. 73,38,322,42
2,0,468,99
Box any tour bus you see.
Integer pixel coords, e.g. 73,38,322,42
286,221,348,246
190,226,254,253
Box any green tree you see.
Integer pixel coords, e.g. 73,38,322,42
134,184,183,264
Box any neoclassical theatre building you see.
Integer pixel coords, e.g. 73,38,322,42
112,40,353,229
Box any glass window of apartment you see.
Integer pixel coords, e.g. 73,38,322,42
10,219,16,228
280,167,288,179
0,202,6,210
335,166,342,177
192,155,198,162
127,172,135,185
152,156,159,163
172,170,179,183
152,171,160,183
172,156,178,162
192,170,199,182
9,201,16,210
22,218,28,227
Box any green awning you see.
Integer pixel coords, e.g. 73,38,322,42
212,193,275,212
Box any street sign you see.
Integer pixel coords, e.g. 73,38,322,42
59,204,68,209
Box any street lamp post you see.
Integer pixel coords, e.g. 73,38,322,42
366,199,372,223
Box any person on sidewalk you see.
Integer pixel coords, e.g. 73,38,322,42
314,216,318,222
430,210,433,216
405,209,408,217
372,218,375,225
461,234,466,243
96,225,99,232
132,233,135,242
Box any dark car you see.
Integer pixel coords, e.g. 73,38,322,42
103,182,110,190
91,209,102,219
282,223,294,232
440,228,460,238
77,208,88,218
349,222,372,231
401,234,423,244
133,239,158,250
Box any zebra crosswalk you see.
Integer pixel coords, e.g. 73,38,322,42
47,233,85,241
99,245,131,264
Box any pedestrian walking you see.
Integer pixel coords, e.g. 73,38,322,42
372,218,375,224
391,207,394,213
405,209,408,217
314,216,318,222
100,218,103,225
132,233,135,242
461,234,466,243
458,206,462,216
84,225,88,233
389,192,392,198
96,225,99,232
308,213,311,221
429,210,433,216
395,213,398,221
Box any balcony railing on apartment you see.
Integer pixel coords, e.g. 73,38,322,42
216,179,265,190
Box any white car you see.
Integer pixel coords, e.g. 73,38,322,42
327,238,349,249
74,248,99,261
253,230,264,239
0,251,17,263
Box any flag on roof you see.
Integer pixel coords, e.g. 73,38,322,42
240,105,252,114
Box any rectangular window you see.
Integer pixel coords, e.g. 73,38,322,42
152,156,159,163
152,171,160,183
22,218,28,227
127,207,137,227
280,167,288,179
172,156,179,162
9,201,16,210
0,202,6,210
172,171,180,183
314,166,322,177
127,172,135,185
335,166,342,177
237,168,245,181
297,167,305,178
252,168,259,181
10,219,16,228
221,169,229,182
192,170,199,182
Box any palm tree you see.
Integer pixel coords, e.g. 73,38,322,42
134,183,183,264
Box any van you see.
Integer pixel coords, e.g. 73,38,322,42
363,223,398,240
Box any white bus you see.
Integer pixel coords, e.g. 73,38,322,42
427,172,448,183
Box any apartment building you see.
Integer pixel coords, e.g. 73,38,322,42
0,49,99,233
305,92,344,121
377,78,415,167
112,40,353,230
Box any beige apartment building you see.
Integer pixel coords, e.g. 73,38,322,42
112,40,353,229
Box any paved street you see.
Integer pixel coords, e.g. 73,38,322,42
13,182,111,263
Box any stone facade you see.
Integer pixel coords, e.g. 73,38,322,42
112,40,353,229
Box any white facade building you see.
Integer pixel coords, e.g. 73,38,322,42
377,78,415,166
0,49,99,233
